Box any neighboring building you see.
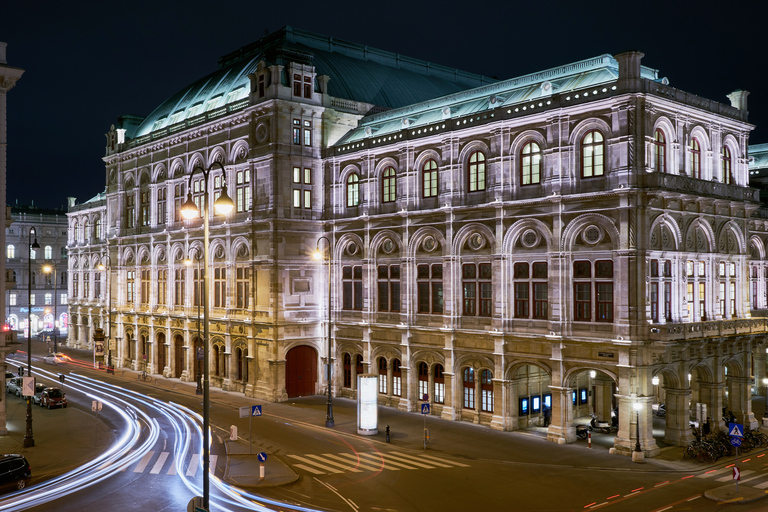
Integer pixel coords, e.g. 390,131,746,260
68,26,766,458
6,204,69,341
0,42,23,436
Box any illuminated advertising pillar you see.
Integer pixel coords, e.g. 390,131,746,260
357,374,378,435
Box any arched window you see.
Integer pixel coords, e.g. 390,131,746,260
481,369,493,412
378,357,387,394
653,129,666,173
434,364,445,403
581,130,604,178
468,151,486,192
463,367,475,409
722,146,732,185
689,137,701,178
6,245,14,259
73,222,79,243
356,354,364,377
382,167,396,203
422,159,438,198
392,358,402,396
83,220,90,242
95,216,102,239
520,141,541,185
30,248,37,260
214,345,221,376
346,174,360,207
236,347,244,380
418,362,429,400
44,246,52,259
343,353,352,388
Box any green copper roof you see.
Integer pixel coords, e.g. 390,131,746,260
133,26,497,138
750,144,768,170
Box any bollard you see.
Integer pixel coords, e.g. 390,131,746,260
260,463,265,481
588,430,592,448
386,425,390,443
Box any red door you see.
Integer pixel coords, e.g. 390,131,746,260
174,335,184,378
286,346,317,397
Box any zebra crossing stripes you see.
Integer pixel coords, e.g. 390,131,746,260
99,451,218,476
715,469,754,482
290,451,469,475
150,451,169,474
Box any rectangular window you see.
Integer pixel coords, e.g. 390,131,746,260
514,282,529,318
730,282,736,316
686,282,694,319
141,269,150,305
534,282,548,319
292,119,300,145
83,273,90,299
304,120,312,146
303,75,312,98
140,190,150,227
434,367,445,404
258,75,265,97
126,270,135,303
95,273,101,300
462,263,492,316
236,266,250,309
236,170,251,213
377,265,400,312
293,74,302,96
596,283,613,321
9,293,16,306
574,283,591,321
719,282,725,316
342,266,363,310
699,282,706,320
30,294,35,305
44,293,52,305
417,264,443,314
214,267,226,308
126,194,135,228
73,274,78,298
174,184,185,222
293,189,301,208
61,294,67,305
650,282,659,322
193,267,202,307
174,268,185,306
650,259,659,278
158,269,167,306
157,186,166,225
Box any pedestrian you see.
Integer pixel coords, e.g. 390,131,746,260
703,417,711,436
543,405,551,427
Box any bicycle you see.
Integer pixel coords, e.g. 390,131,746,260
138,371,152,383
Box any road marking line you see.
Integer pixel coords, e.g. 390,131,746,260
741,474,765,483
655,506,673,512
134,451,154,473
589,502,608,508
716,470,754,482
168,458,177,475
686,495,701,501
697,468,730,478
210,455,218,473
150,452,169,474
288,455,343,474
295,464,325,475
753,480,768,489
378,453,436,469
324,453,382,472
335,453,399,471
623,492,641,497
654,481,669,487
303,454,363,473
357,452,419,470
186,454,199,476
393,451,466,468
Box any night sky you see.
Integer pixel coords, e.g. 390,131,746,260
2,0,767,209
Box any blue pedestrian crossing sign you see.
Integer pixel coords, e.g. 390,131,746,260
421,403,430,414
258,452,268,462
252,405,262,417
728,423,744,438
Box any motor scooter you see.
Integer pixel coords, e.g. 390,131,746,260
589,413,616,434
576,424,589,439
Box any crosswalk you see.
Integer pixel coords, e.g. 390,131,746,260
288,450,469,475
696,466,768,489
99,450,218,477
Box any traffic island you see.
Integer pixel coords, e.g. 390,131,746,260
704,484,768,504
222,438,298,488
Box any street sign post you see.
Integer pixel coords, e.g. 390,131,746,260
728,422,744,456
258,452,267,481
734,466,741,491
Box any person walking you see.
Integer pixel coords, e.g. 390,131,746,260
543,405,551,427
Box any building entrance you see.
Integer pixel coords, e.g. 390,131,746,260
286,345,317,397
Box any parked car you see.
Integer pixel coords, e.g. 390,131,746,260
31,384,47,405
5,378,22,397
43,353,70,365
40,388,67,409
4,372,14,384
0,454,31,492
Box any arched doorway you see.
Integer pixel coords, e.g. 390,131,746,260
173,334,184,378
286,345,317,398
157,332,166,374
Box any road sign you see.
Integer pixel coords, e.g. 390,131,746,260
421,403,430,414
258,452,268,462
22,377,34,397
422,394,429,402
734,467,741,480
728,423,744,438
730,437,742,447
252,405,262,417
92,400,102,412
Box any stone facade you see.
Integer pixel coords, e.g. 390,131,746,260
66,30,767,457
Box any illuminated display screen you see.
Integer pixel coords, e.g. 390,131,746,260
357,375,378,434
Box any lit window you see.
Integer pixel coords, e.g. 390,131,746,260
292,119,301,145
653,129,666,173
236,266,249,309
44,246,52,259
392,359,402,396
9,294,16,305
722,146,732,184
422,159,438,198
481,370,493,413
382,167,396,203
468,151,486,192
6,245,14,259
581,130,604,178
520,141,541,185
434,364,445,403
463,367,475,409
346,174,360,207
378,358,387,394
303,120,312,146
689,137,701,178
236,170,251,212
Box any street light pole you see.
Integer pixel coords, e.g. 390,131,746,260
763,378,768,419
186,251,203,395
24,226,39,448
632,401,644,463
181,161,234,511
43,262,57,354
314,236,334,428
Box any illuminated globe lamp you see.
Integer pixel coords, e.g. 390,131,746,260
179,162,234,512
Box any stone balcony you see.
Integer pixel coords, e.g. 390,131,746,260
647,317,768,342
641,173,760,202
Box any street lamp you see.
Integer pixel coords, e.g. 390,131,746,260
313,237,334,428
97,256,113,373
42,262,58,354
185,250,203,395
632,401,644,463
180,161,234,511
24,226,40,448
762,378,768,419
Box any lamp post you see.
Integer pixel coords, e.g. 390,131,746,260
314,236,334,428
185,250,203,395
763,378,768,419
24,226,40,448
180,161,234,511
42,262,57,354
97,256,113,372
632,401,644,462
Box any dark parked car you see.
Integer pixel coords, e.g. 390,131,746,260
0,454,30,492
40,388,67,409
32,383,47,405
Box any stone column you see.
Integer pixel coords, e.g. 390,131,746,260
398,366,410,412
755,351,767,397
698,382,724,432
548,386,573,444
490,379,510,431
440,373,456,421
594,376,614,422
663,388,695,446
729,376,758,429
473,371,482,424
